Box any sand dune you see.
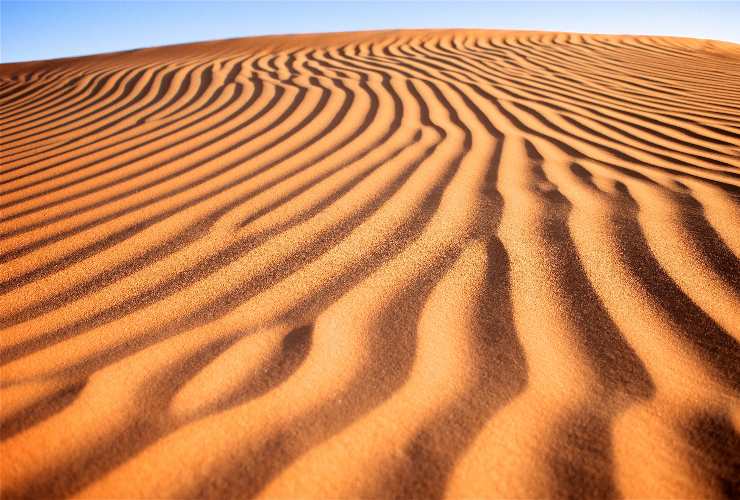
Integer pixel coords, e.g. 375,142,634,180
1,29,739,498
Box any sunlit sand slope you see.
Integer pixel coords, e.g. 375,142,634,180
1,30,739,498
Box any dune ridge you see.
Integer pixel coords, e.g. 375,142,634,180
1,29,739,498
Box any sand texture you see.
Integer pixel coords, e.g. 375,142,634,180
1,30,739,498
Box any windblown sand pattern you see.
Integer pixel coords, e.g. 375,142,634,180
1,30,739,498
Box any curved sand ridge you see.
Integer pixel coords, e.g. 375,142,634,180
1,30,739,498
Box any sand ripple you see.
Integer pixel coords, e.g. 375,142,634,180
1,30,739,498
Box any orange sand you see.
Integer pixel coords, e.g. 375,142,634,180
1,30,739,498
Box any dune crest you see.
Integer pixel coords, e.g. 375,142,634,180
1,30,739,498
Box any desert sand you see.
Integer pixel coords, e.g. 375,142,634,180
0,29,739,498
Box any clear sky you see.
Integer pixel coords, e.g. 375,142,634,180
2,1,739,63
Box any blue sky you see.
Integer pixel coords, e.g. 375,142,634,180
2,1,739,63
